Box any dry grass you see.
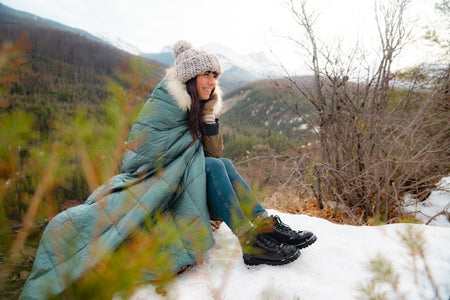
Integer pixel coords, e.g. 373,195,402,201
262,187,363,225
233,152,364,225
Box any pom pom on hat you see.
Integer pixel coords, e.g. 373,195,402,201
171,40,222,83
172,40,193,59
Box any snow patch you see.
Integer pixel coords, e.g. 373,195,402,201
130,210,450,300
95,32,142,55
403,176,450,227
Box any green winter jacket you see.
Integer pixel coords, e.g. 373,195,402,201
20,68,221,299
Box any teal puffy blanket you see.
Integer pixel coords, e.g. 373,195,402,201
20,76,215,299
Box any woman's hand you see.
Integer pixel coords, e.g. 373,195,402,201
202,97,217,124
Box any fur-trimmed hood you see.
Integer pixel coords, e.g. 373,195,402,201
165,67,223,115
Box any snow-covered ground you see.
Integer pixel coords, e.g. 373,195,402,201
130,179,450,300
403,177,450,227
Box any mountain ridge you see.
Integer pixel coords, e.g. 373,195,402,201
141,42,282,77
139,42,285,92
0,4,166,120
0,3,103,43
0,3,282,92
0,3,314,147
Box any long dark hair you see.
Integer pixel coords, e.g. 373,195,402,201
185,76,207,142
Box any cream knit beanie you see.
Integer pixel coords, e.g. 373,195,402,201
172,40,222,83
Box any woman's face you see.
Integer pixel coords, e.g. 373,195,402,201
196,71,218,100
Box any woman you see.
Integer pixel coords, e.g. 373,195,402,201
170,40,317,266
21,40,316,299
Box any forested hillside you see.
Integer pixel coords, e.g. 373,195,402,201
0,7,169,297
220,78,317,159
0,8,165,220
0,23,164,116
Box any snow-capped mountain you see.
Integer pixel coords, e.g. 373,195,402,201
93,32,282,78
92,34,283,90
158,44,173,54
140,42,285,91
201,43,282,78
95,32,142,56
144,42,283,79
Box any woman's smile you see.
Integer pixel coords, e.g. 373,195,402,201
196,71,218,100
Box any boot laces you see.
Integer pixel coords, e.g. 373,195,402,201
273,216,297,236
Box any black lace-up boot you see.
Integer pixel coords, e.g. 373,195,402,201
256,215,317,249
239,228,300,266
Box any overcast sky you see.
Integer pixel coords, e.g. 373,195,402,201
1,0,444,72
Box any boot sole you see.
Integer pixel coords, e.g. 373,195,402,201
295,234,317,249
243,249,300,266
